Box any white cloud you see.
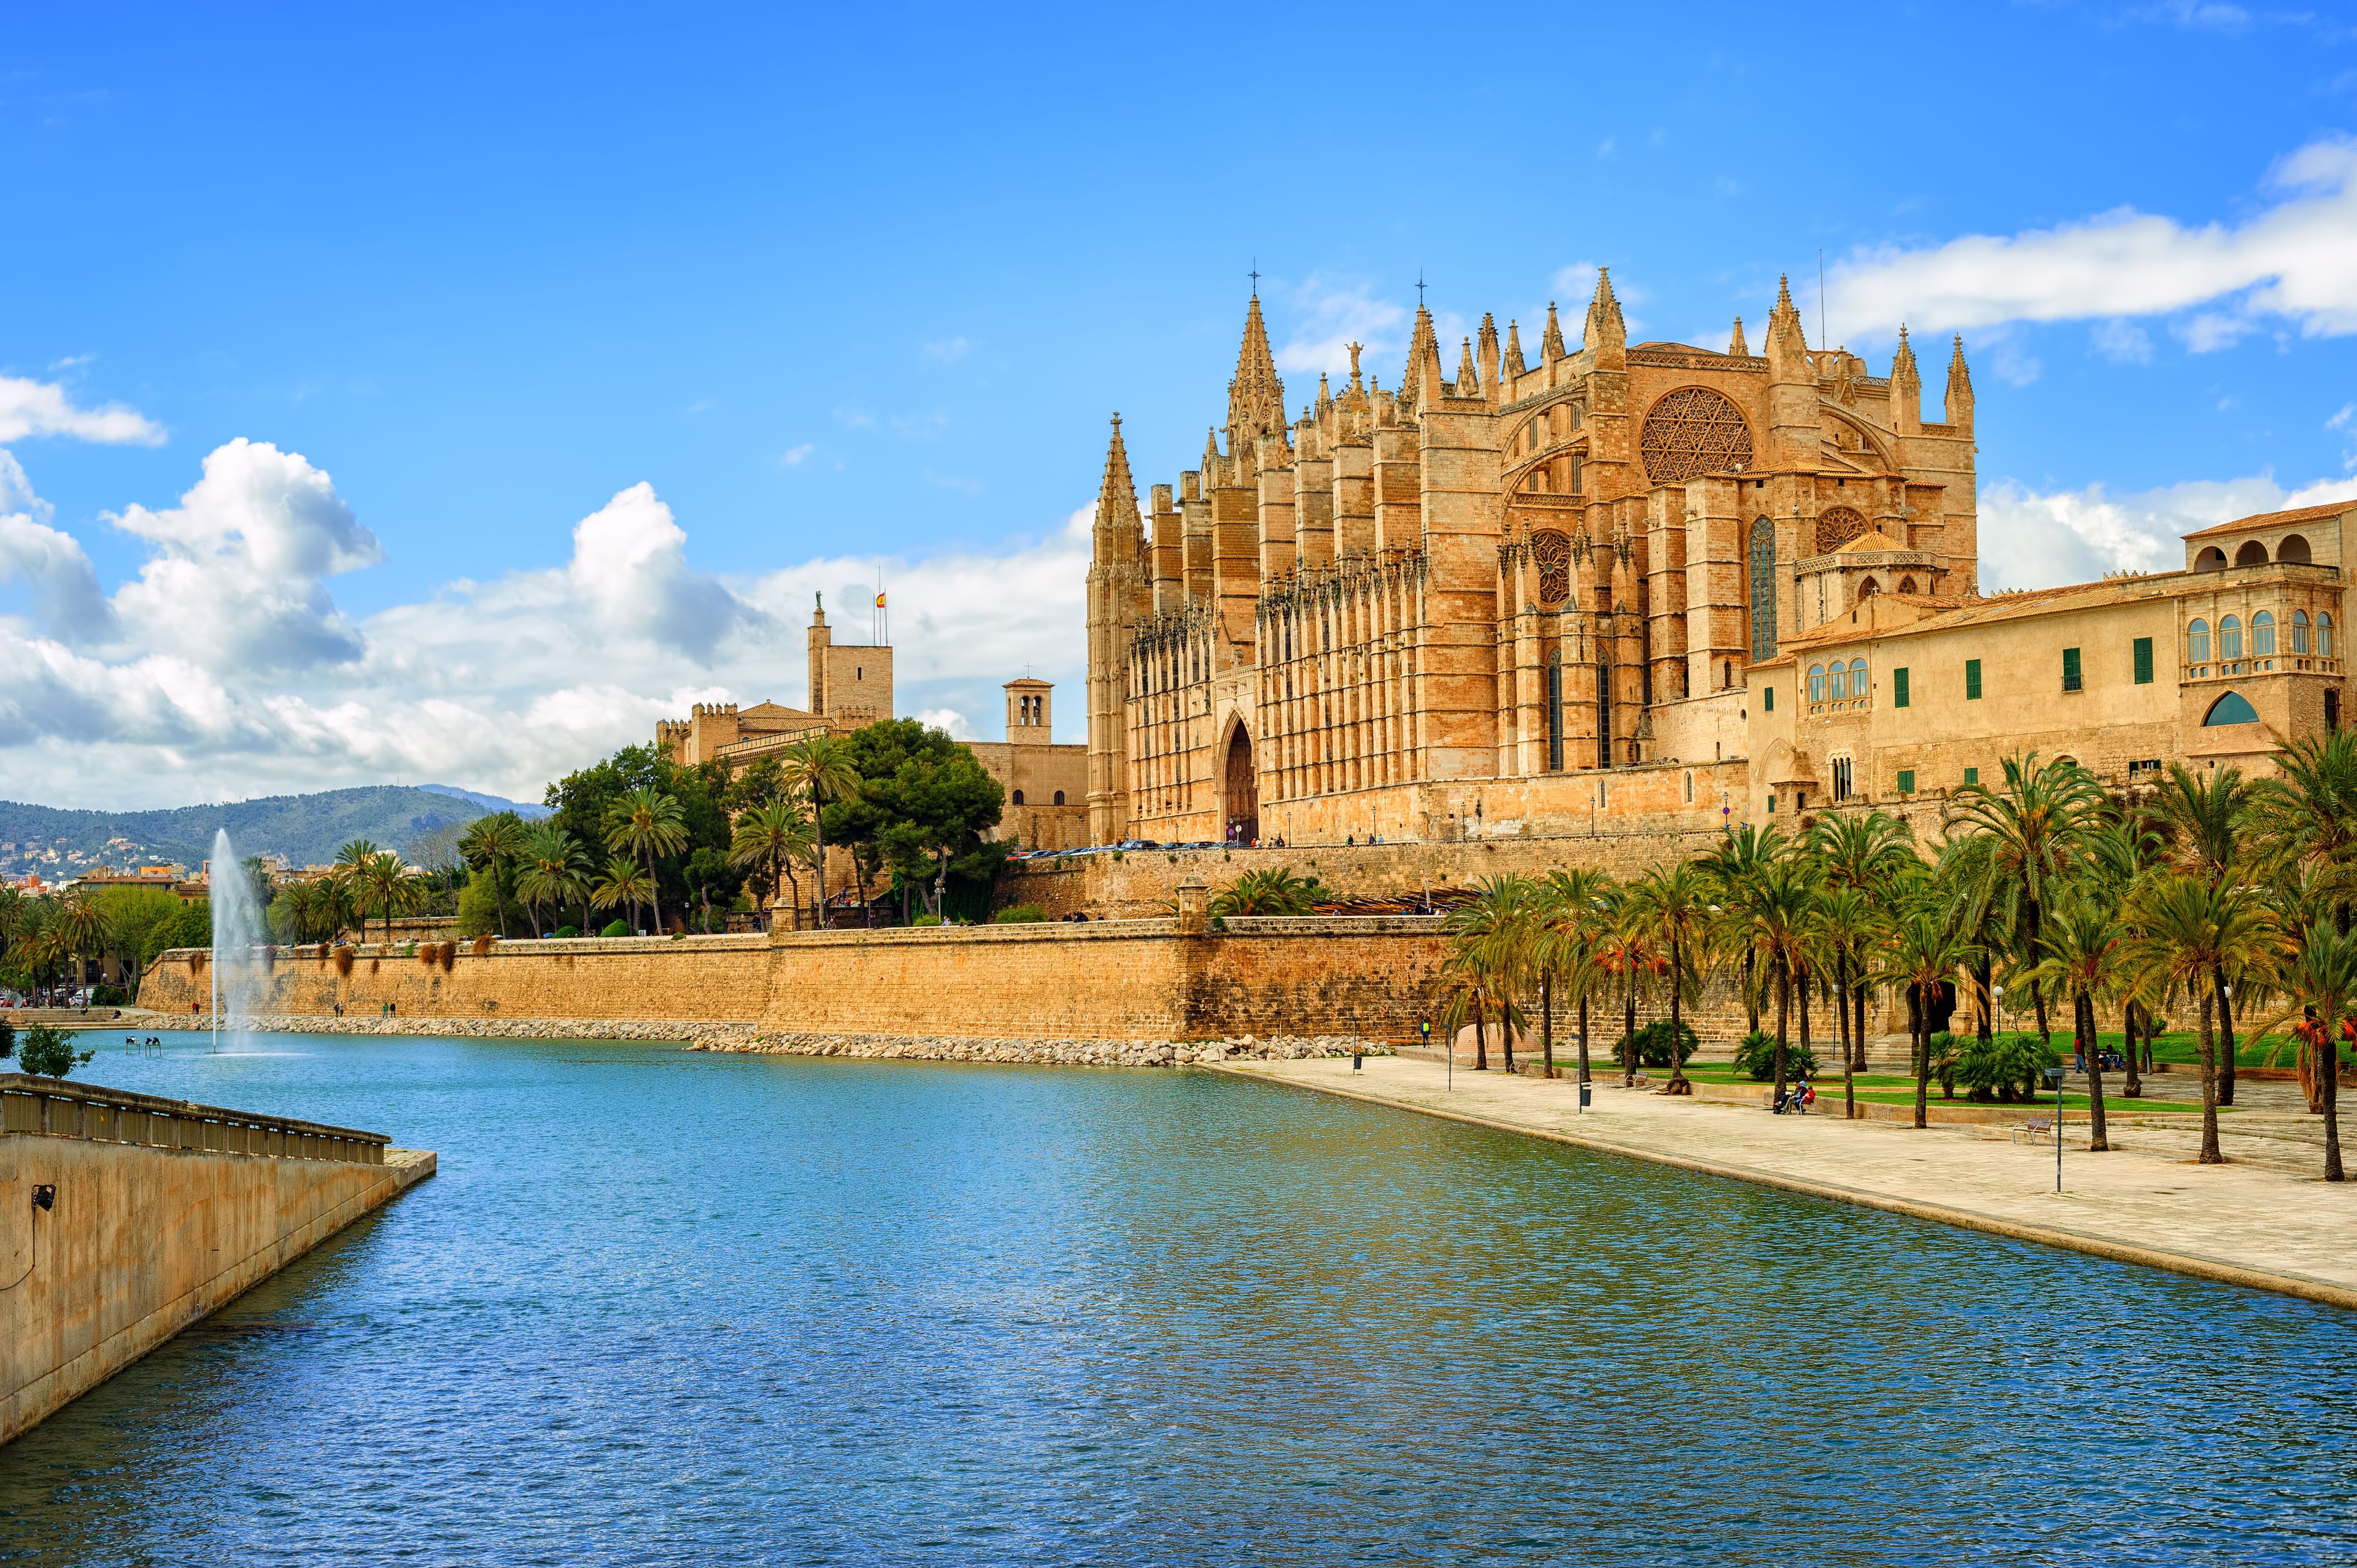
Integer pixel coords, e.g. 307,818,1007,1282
1825,134,2357,344
0,448,1094,809
1274,275,1408,378
913,706,977,740
1979,472,2357,592
2091,319,2155,363
0,372,164,445
780,443,815,467
1594,136,1616,160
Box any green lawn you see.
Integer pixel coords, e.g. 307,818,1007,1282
1612,1059,2220,1113
1995,1029,2305,1072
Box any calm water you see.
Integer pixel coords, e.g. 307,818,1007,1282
2,1035,2353,1566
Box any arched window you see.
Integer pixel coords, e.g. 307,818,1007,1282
2293,610,2310,654
2280,534,2313,564
2195,546,2227,572
2204,691,2259,727
1011,789,1025,806
1547,647,1566,772
2188,619,2210,663
1748,517,1778,661
2253,611,2276,656
2235,540,2268,567
1859,577,1880,600
1808,664,1826,703
2220,615,2243,659
2320,613,2336,658
1849,658,1868,700
1898,576,1918,595
1053,790,1066,806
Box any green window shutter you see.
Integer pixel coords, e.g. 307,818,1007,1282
1965,658,1982,700
1767,793,1776,813
1893,668,1910,708
1964,767,1979,786
2062,647,2083,691
2134,636,2154,684
1897,769,1915,794
1765,684,1775,713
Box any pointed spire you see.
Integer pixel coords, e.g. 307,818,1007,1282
1226,294,1287,444
1401,303,1442,409
1455,336,1480,396
1317,372,1333,416
1945,334,1975,427
1503,319,1526,376
1889,325,1922,434
1584,268,1626,355
1892,323,1919,380
1095,413,1143,556
1766,274,1809,382
1728,316,1749,357
1541,301,1565,361
1203,425,1223,476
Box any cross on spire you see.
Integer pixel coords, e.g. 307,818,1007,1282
1416,268,1426,309
1248,258,1260,298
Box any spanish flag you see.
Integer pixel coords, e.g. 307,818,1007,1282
874,592,887,608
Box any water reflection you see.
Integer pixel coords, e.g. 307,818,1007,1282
1,1035,2351,1566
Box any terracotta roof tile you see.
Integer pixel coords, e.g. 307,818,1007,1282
2181,498,2356,542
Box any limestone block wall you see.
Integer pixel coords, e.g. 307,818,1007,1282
2,1095,433,1444
138,923,1460,1042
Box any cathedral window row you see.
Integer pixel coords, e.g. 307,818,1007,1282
2188,611,2330,666
1806,659,1870,705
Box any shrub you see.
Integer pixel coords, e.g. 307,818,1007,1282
18,1024,93,1080
600,920,630,938
1612,1019,1699,1068
471,934,495,956
1957,1033,2060,1103
1732,1029,1818,1081
0,1017,14,1060
90,984,128,1008
1928,1031,1962,1099
553,925,581,939
911,913,943,927
332,945,355,977
994,905,1046,924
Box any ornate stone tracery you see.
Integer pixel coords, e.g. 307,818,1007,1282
1638,386,1754,484
1815,506,1870,552
1531,530,1572,606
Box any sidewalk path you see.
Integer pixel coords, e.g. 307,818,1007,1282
1213,1056,2357,1311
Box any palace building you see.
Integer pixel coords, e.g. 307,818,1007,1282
1083,276,2352,847
657,599,1089,851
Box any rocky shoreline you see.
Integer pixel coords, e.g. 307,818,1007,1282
112,1012,1391,1068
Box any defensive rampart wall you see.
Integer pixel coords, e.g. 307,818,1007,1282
136,922,1460,1042
1,1076,434,1445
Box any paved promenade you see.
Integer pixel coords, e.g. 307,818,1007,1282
1215,1056,2357,1311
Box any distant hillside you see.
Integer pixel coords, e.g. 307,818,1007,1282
0,786,497,876
419,783,551,820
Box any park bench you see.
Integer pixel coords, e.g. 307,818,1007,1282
2011,1118,2053,1145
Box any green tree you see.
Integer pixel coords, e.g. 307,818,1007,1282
1736,859,1820,1105
515,824,590,937
2120,873,2280,1164
1945,752,2104,1047
1442,876,1539,1071
730,800,814,932
782,733,865,927
2149,762,2262,1105
1210,867,1320,917
1698,822,1792,1037
2260,922,2354,1181
17,1023,93,1079
1536,867,1614,1083
590,855,656,933
2024,896,2129,1151
1625,862,1716,1094
460,813,531,938
603,787,689,934
1884,890,1982,1130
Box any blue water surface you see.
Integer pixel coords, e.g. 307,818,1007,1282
1,1032,2352,1566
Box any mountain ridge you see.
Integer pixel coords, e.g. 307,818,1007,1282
0,786,501,876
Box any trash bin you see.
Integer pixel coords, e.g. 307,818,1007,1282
1579,1081,1592,1110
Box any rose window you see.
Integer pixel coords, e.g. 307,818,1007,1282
1638,386,1754,485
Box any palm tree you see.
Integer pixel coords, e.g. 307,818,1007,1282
1698,822,1791,1038
1814,884,1883,1118
2260,728,2357,937
2121,873,2280,1164
1885,889,1982,1129
1812,810,1916,1067
729,801,815,932
1946,751,2104,1047
1444,877,1539,1072
1212,867,1322,917
1625,862,1715,1094
602,787,689,935
780,735,864,930
516,824,590,936
2149,762,2262,1105
460,814,531,938
1740,859,1821,1106
52,894,114,995
1536,868,1613,1083
2253,921,2353,1181
590,856,656,933
362,852,420,944
2024,896,2128,1151
1593,890,1657,1088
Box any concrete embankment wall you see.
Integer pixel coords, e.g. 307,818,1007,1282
138,921,1458,1041
1,1076,434,1445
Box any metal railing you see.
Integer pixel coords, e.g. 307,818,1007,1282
0,1074,389,1166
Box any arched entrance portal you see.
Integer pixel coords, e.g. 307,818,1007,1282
1223,727,1260,844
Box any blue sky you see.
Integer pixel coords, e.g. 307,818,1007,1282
4,2,2355,809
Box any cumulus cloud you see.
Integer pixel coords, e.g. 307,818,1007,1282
0,373,164,445
1827,134,2357,345
0,446,1094,809
1274,276,1409,378
1980,472,2357,592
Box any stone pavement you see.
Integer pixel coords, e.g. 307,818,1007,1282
1213,1056,2357,1311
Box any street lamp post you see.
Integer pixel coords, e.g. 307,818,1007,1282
2045,1065,2066,1191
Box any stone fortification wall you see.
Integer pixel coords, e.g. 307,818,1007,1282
139,921,1458,1043
2,1080,433,1444
1000,830,1726,920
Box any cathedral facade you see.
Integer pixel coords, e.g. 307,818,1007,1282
1084,274,1980,845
